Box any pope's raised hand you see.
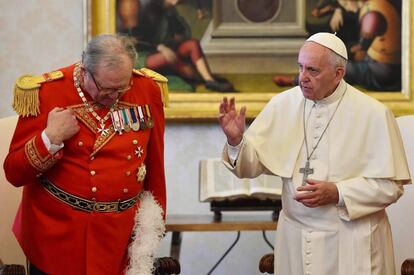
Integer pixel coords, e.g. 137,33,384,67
45,107,80,145
218,97,246,146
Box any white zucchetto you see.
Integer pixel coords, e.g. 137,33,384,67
306,32,348,60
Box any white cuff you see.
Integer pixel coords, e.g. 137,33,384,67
336,187,350,221
227,138,243,165
336,187,345,207
41,130,64,155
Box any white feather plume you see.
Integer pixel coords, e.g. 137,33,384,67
125,191,165,275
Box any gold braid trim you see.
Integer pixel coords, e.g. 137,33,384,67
25,136,57,172
133,68,169,107
13,71,63,117
91,127,116,157
70,105,98,133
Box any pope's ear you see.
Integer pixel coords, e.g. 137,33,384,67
335,66,346,80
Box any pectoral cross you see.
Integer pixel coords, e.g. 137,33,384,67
299,161,314,186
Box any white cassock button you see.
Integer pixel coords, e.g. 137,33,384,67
126,171,131,176
91,187,97,192
123,188,129,193
133,140,138,145
78,141,84,147
127,155,132,160
90,170,96,176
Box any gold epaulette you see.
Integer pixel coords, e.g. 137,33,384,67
13,71,64,117
133,68,169,107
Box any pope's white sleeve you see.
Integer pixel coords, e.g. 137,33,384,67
222,137,266,178
336,177,404,221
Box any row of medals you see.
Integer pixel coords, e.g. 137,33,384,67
110,105,154,135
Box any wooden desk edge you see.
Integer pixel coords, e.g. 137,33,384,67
165,214,278,232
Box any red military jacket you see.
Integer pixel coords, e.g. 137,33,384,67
3,64,166,275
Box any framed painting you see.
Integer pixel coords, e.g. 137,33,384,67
84,0,414,121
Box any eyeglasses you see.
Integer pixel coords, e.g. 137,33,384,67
87,70,132,95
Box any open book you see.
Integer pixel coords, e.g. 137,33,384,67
199,159,282,202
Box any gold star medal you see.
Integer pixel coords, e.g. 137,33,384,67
136,163,146,182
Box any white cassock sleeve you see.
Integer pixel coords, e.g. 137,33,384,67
222,138,267,178
336,178,404,221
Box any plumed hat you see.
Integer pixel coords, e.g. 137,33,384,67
306,32,348,60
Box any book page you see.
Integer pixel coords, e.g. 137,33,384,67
249,175,282,199
199,158,282,202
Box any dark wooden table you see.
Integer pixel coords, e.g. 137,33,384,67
165,214,277,274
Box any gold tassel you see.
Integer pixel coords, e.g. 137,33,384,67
12,85,40,117
156,81,169,107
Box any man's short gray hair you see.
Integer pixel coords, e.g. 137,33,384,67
82,34,138,74
328,50,347,71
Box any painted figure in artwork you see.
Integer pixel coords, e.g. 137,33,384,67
274,0,402,92
118,0,235,92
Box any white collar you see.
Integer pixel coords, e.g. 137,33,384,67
313,80,347,105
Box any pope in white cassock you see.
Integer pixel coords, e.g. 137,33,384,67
219,32,411,275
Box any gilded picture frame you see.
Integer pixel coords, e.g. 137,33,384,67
84,0,414,121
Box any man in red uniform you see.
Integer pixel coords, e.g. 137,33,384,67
3,34,167,275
